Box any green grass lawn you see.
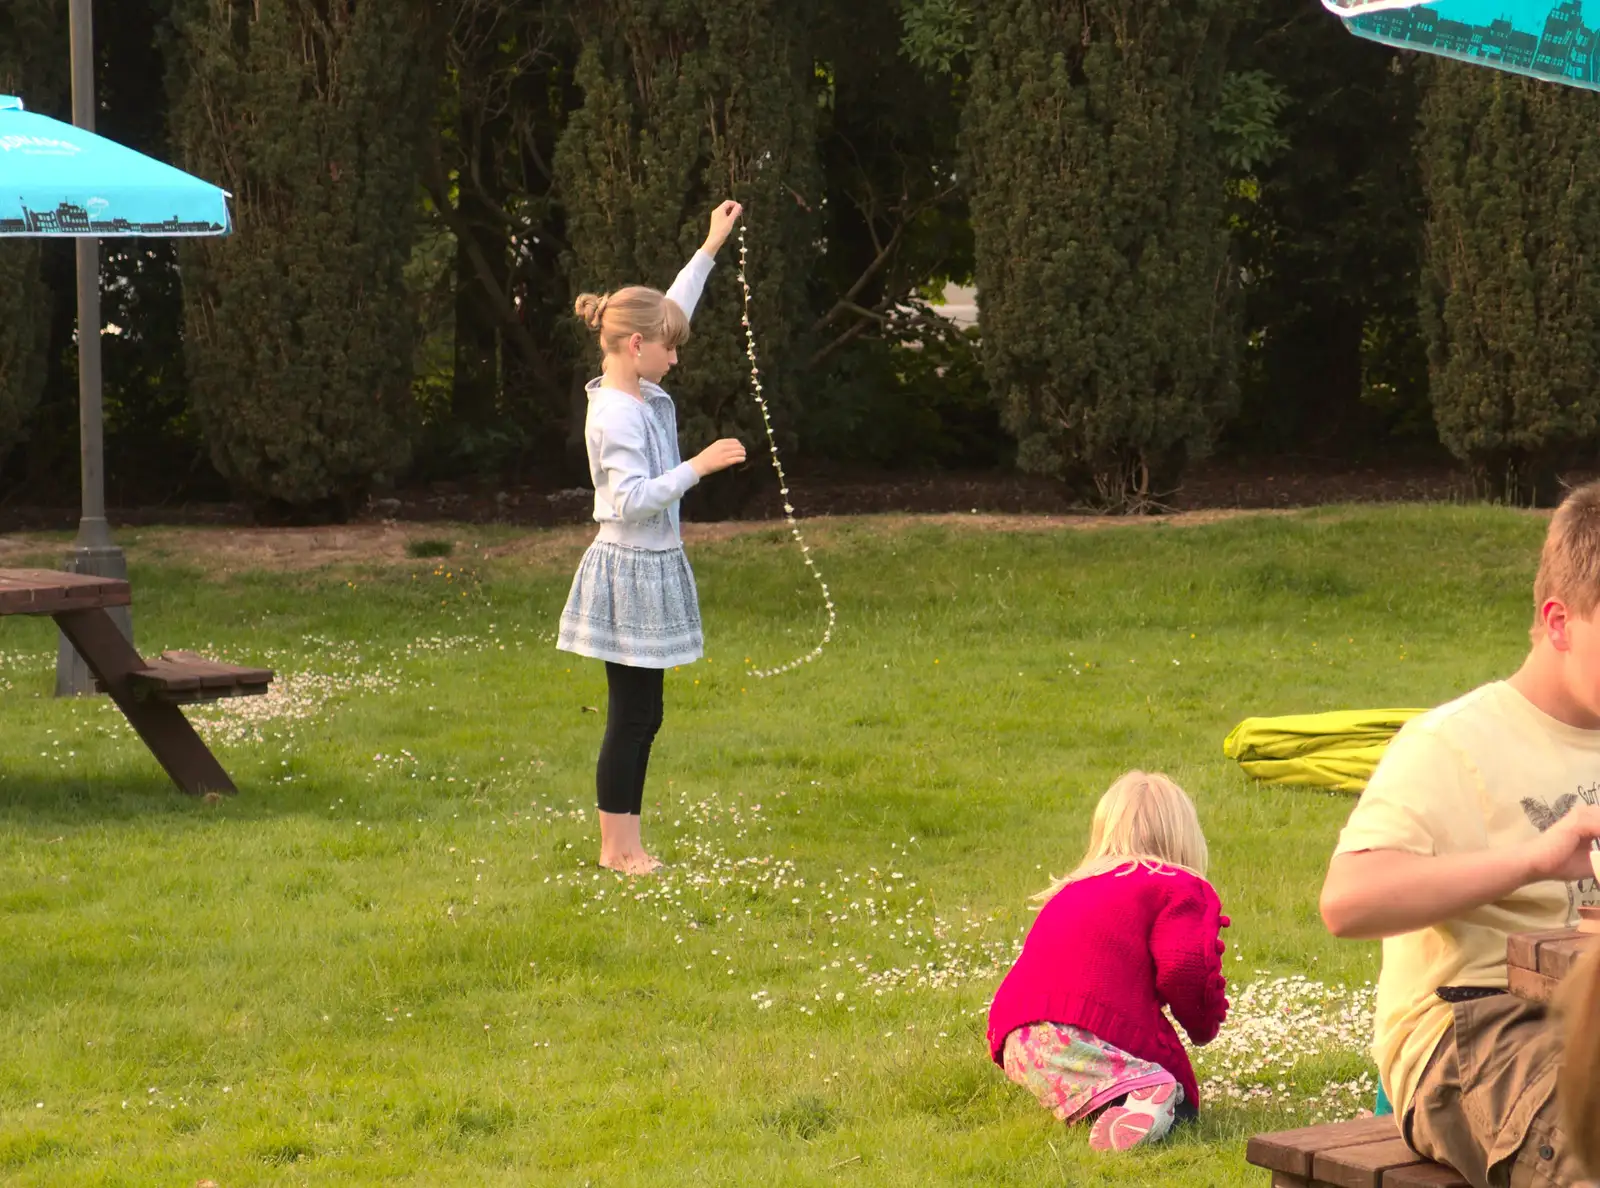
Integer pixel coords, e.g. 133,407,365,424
0,505,1545,1186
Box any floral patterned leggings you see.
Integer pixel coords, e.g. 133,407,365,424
1001,1022,1182,1124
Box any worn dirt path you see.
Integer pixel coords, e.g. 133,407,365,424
0,507,1308,575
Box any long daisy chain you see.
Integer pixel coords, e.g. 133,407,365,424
737,223,835,678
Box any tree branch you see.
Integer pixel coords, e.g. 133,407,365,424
810,221,908,335
807,318,876,370
423,162,563,396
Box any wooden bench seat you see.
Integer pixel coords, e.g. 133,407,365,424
2,566,273,794
1247,1117,1470,1187
125,650,273,705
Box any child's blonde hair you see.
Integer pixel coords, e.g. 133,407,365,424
1533,479,1600,635
1033,770,1209,903
574,286,690,357
1556,945,1600,1176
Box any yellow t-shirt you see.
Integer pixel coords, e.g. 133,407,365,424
1333,680,1600,1118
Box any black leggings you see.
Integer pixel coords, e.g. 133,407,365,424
596,662,664,815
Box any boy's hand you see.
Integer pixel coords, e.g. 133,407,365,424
1527,803,1600,882
690,438,746,478
702,201,743,257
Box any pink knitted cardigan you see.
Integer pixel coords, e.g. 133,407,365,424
986,862,1229,1110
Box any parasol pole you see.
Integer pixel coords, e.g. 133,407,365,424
55,0,132,697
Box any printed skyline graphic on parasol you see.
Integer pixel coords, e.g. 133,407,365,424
0,95,230,237
1323,0,1600,90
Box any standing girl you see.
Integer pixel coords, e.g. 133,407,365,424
987,771,1230,1151
558,201,747,875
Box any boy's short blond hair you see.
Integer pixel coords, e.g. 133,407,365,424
1534,480,1600,630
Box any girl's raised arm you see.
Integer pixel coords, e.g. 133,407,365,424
665,253,715,323
665,201,743,322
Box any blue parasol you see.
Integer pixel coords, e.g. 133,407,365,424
0,94,231,237
0,75,233,697
1323,0,1600,91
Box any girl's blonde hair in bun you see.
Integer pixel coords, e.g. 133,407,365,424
574,286,690,356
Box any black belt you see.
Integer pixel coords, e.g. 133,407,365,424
1435,985,1505,1003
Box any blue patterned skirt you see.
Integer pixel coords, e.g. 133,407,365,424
557,541,704,668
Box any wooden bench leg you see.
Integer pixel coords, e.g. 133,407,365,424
53,607,237,796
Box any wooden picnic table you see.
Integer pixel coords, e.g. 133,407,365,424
0,567,272,795
1276,915,1596,1183
1245,912,1600,1188
1506,909,1600,1003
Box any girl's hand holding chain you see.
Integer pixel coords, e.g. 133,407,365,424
691,438,746,477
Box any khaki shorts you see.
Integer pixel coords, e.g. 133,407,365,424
1404,993,1587,1188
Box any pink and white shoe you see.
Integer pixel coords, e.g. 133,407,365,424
1088,1079,1180,1151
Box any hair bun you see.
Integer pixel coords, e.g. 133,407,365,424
574,291,612,330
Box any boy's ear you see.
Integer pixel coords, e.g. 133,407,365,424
1543,598,1573,651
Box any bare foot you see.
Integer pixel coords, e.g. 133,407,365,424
597,811,662,876
598,850,661,876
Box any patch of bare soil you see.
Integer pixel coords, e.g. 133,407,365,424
0,525,425,572
0,456,1480,536
0,456,1517,573
875,508,1291,533
0,508,1305,574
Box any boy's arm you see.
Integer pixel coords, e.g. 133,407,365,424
1322,803,1600,940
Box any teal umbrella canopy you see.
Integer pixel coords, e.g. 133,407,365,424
1325,0,1600,90
0,94,230,237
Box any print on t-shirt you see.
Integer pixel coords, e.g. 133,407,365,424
1521,792,1580,833
1520,785,1600,904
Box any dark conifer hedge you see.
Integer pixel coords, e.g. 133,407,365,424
168,0,433,515
553,0,821,515
0,1,62,464
1419,63,1600,505
964,0,1239,507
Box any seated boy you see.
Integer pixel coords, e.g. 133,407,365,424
1321,480,1600,1188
